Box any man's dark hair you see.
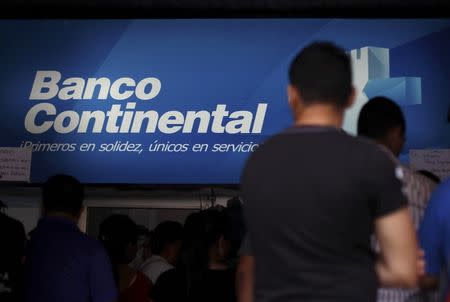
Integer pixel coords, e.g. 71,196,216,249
177,208,232,296
227,196,243,210
357,96,406,139
289,41,352,108
42,174,84,216
151,220,183,255
99,214,138,263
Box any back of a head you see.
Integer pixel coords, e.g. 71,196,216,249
227,196,243,210
42,174,84,217
357,96,406,140
179,208,232,295
152,220,184,255
225,197,246,256
202,208,231,248
184,212,203,245
289,41,352,108
99,214,138,264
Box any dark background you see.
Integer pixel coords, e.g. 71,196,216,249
2,0,450,18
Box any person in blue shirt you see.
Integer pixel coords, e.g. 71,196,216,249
24,174,117,302
419,177,450,297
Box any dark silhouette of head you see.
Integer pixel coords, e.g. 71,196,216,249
288,41,354,120
99,214,138,286
151,220,183,265
42,174,84,220
358,96,406,157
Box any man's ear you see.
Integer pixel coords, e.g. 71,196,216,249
287,84,297,108
345,86,357,109
288,84,303,115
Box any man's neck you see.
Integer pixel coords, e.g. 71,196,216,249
44,211,79,224
294,104,344,129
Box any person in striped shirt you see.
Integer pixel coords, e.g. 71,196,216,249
357,97,439,302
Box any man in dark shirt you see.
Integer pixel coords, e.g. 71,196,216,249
0,201,26,302
241,42,419,302
24,174,117,302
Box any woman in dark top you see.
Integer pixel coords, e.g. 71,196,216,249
99,214,152,302
151,208,236,302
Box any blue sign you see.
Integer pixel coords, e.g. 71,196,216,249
1,19,449,184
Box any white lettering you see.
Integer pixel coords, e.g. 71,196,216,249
135,77,161,100
120,102,136,133
24,103,56,133
83,78,111,100
183,111,210,133
106,104,124,133
78,111,105,133
211,105,229,133
252,103,268,133
110,78,135,100
58,78,85,100
225,111,253,134
131,110,159,133
158,111,185,134
54,111,79,134
29,71,61,100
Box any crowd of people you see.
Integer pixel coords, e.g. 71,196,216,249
0,41,449,302
0,175,245,302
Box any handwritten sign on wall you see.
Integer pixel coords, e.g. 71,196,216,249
409,149,450,181
0,147,32,182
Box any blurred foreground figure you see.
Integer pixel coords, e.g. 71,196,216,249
24,175,117,302
241,42,418,302
0,200,26,302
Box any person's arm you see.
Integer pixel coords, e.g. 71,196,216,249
237,255,254,302
375,207,419,288
89,243,118,302
366,148,419,288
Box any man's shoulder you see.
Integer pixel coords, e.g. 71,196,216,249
141,256,173,284
402,166,437,194
353,135,397,158
142,256,172,271
80,233,106,252
253,128,374,156
0,213,25,234
68,230,106,256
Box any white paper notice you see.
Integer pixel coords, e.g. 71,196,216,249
409,149,450,180
0,147,32,182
